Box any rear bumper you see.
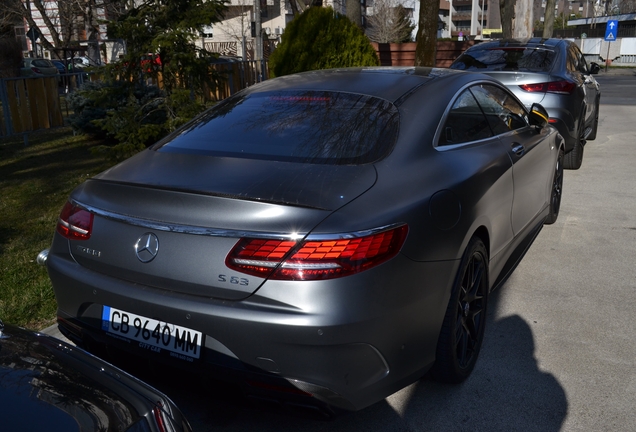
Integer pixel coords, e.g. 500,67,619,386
547,109,578,152
56,312,358,414
48,249,458,411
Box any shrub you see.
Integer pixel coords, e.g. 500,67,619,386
269,7,379,77
67,81,180,161
67,75,209,162
68,81,165,136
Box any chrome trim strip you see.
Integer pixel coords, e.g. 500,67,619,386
303,223,406,241
58,218,89,235
70,200,304,240
232,259,279,268
70,199,405,241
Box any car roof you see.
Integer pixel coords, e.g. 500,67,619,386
467,38,569,52
242,67,471,104
23,58,54,65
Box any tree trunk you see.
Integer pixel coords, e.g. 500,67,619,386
513,0,533,38
499,0,515,39
288,0,301,17
415,0,439,66
542,0,556,38
346,0,362,27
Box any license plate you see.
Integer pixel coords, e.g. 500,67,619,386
101,306,203,359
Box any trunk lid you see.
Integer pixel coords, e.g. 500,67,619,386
66,151,377,300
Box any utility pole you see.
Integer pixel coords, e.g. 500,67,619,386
480,0,485,38
447,0,453,39
470,0,479,36
254,0,263,60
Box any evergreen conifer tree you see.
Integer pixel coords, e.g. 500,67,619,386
269,7,379,77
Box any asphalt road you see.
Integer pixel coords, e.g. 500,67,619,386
44,69,636,431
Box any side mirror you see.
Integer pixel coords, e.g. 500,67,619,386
590,62,601,75
528,103,549,129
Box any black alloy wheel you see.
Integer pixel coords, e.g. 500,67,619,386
431,237,488,383
545,149,564,225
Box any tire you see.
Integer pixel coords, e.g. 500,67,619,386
564,140,584,170
430,237,489,383
545,148,564,225
586,100,600,141
564,116,585,170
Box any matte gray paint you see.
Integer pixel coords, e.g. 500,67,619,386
47,67,562,412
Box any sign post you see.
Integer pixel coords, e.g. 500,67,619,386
26,26,41,56
604,20,618,72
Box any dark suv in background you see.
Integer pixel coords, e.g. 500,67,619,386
450,38,601,169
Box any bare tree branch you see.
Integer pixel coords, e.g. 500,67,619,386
367,0,414,43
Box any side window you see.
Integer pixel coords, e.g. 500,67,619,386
438,89,493,146
471,84,528,135
567,46,580,73
573,46,589,73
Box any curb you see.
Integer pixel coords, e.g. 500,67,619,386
41,323,74,345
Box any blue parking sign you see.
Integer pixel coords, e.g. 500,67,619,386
605,20,618,41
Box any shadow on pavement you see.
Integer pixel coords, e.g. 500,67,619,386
398,310,568,431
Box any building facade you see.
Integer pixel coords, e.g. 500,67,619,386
16,0,112,63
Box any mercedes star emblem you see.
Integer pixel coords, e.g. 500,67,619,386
135,233,159,263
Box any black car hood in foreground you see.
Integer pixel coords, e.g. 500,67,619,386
0,321,191,432
94,149,378,211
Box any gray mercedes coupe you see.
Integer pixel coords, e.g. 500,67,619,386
41,67,565,414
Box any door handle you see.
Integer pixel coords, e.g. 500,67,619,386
511,143,525,156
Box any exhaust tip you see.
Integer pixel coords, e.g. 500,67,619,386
36,249,49,266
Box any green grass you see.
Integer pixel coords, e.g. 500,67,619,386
0,128,112,329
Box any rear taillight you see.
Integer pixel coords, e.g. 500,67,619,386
226,225,408,281
152,401,167,432
518,82,546,92
519,80,576,95
56,202,93,240
546,80,577,94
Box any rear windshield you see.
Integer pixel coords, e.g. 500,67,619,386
32,59,53,68
451,47,556,72
155,90,399,165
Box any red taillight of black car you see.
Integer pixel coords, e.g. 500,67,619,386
152,401,168,432
519,80,577,95
226,225,408,281
56,202,93,240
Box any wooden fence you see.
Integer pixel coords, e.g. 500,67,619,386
0,76,64,138
205,60,269,101
0,61,269,139
371,41,477,67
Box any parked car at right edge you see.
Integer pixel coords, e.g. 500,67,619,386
450,38,601,169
